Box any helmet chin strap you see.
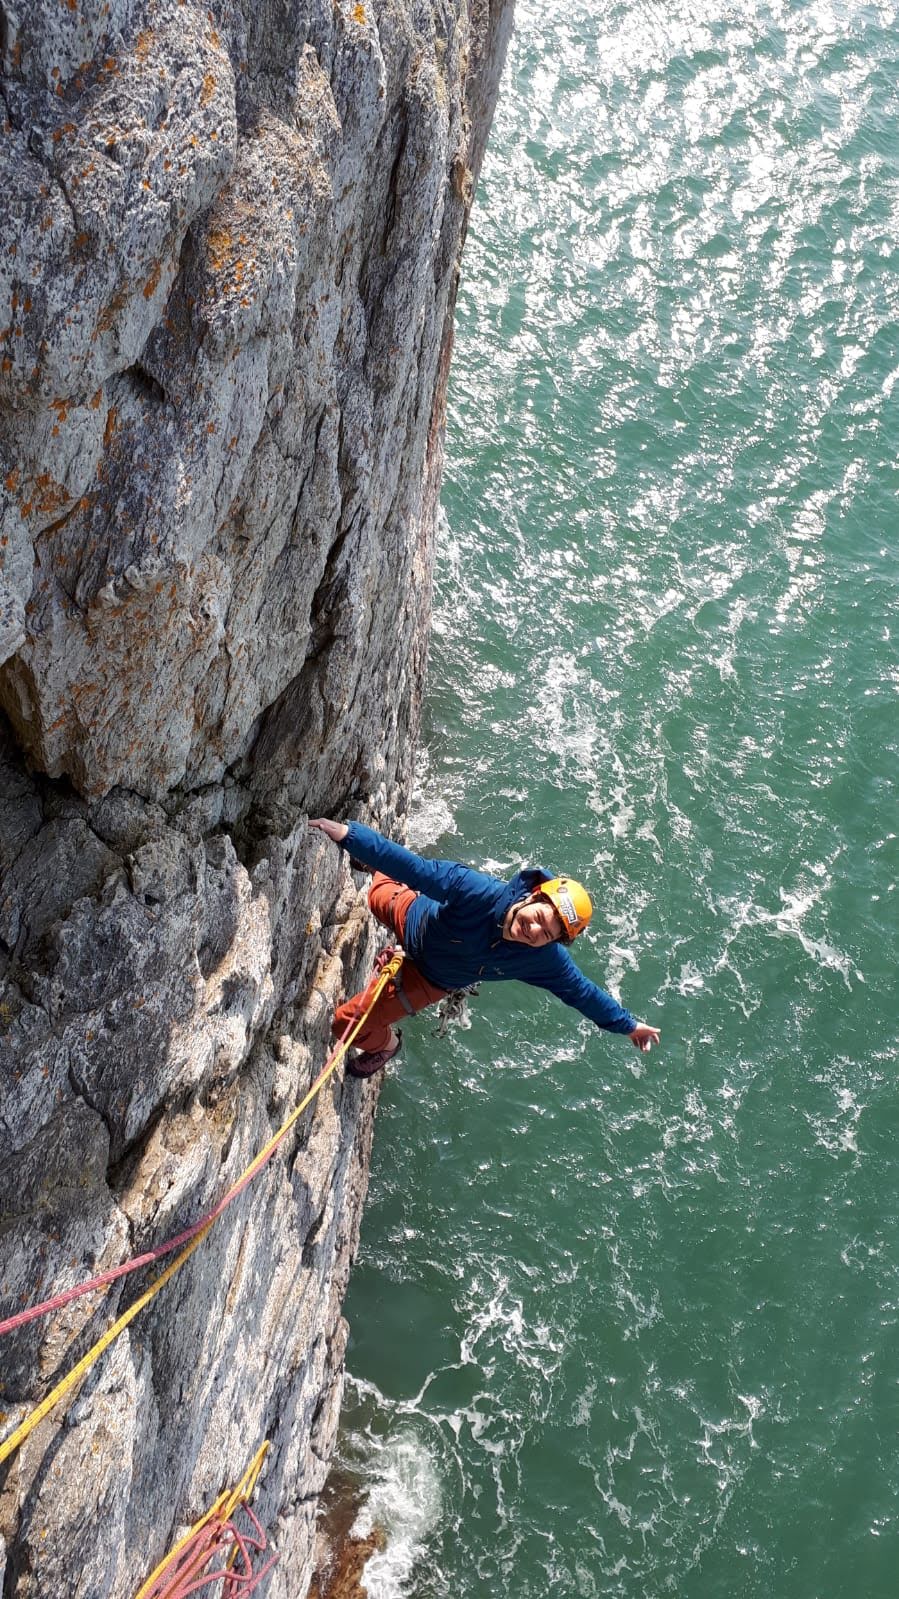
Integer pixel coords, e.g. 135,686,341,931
502,896,531,937
503,893,564,943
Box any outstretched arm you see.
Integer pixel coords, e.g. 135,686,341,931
533,947,637,1033
533,948,661,1051
309,818,501,907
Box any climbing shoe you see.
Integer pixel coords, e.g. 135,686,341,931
346,1030,403,1079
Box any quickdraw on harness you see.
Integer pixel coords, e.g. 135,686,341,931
433,984,480,1038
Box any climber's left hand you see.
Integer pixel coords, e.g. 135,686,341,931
308,818,349,845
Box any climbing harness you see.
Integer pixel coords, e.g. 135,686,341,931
372,938,479,1038
134,1442,275,1599
373,943,417,1015
0,948,404,1469
433,984,480,1038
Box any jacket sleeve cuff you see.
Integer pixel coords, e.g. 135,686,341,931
603,1010,637,1035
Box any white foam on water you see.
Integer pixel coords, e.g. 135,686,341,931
338,1377,446,1597
349,1428,444,1598
459,1271,564,1378
570,1378,598,1427
407,791,456,854
757,881,856,984
804,1057,868,1157
408,745,458,851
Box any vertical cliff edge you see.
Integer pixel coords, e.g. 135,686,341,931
0,0,512,1592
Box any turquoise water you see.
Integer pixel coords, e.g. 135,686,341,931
340,1,899,1593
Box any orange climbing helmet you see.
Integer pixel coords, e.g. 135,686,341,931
538,876,593,941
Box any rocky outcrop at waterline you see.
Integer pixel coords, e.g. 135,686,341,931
0,0,513,1592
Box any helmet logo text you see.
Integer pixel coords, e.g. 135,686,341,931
558,891,577,926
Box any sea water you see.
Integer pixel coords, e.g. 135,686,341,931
339,0,899,1593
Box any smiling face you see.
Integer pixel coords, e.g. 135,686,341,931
502,894,567,947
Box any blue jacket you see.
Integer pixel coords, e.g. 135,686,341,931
343,822,637,1035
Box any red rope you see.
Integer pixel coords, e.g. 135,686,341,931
0,963,381,1340
142,1503,278,1598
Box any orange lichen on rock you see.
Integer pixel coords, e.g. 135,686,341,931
143,260,163,299
33,475,72,517
206,226,233,273
96,285,130,334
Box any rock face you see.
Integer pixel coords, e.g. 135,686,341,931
0,1,512,1593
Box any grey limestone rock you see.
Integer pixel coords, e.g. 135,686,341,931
0,0,513,1593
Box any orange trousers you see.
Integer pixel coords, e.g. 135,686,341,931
333,873,448,1053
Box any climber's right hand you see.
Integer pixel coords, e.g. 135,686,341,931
308,818,349,845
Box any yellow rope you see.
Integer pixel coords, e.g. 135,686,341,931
0,952,403,1468
133,1441,269,1599
0,1227,213,1469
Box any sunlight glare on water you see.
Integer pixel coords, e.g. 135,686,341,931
341,0,899,1593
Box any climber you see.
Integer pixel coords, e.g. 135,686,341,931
308,817,661,1077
